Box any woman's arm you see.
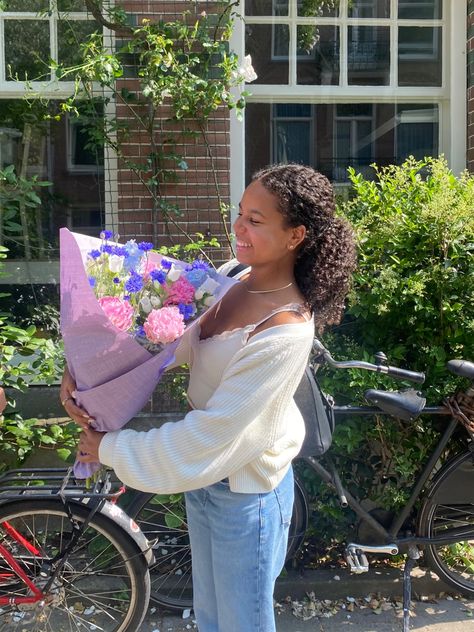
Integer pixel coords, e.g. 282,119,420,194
96,327,312,493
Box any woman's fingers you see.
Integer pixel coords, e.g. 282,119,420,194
62,397,95,429
77,427,104,461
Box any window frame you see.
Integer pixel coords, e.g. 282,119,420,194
230,0,466,213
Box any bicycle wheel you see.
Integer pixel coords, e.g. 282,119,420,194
127,475,309,610
0,498,150,631
418,450,474,598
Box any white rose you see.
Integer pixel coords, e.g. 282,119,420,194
150,295,162,308
194,289,204,300
233,55,258,83
140,296,152,314
167,264,182,282
197,276,220,295
108,254,124,273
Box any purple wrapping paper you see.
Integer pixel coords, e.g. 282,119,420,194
60,228,236,478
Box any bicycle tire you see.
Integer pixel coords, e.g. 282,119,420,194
127,475,309,610
0,498,150,631
418,450,474,598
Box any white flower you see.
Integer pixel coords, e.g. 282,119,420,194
197,276,220,295
204,295,216,307
140,296,153,314
167,264,182,282
235,55,258,83
150,295,162,308
194,289,204,300
108,254,124,273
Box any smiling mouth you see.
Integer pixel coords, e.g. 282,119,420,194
236,241,252,248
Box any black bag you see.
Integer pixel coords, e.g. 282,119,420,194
294,366,335,457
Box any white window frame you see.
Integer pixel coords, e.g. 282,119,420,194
333,104,374,181
230,0,466,217
270,103,314,164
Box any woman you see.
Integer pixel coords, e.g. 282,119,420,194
61,163,356,632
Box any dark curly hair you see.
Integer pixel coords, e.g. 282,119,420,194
253,163,357,333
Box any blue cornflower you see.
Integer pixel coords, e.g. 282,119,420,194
185,268,208,288
178,303,196,321
100,244,114,255
88,249,101,260
125,271,144,293
192,260,210,271
124,295,131,301
100,230,113,240
161,258,172,271
138,241,154,252
88,276,96,288
113,277,120,284
136,325,145,337
112,245,127,257
150,269,167,284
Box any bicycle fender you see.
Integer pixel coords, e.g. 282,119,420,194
425,450,474,505
99,500,155,566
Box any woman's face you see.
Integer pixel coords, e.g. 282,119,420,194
233,179,303,266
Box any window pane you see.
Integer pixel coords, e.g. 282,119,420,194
245,24,289,84
274,120,311,164
58,20,99,71
1,0,49,10
348,26,390,85
398,0,442,20
297,0,338,17
348,0,390,19
398,27,442,86
245,102,438,184
4,20,50,81
245,0,288,16
297,26,339,85
0,99,104,260
396,104,439,162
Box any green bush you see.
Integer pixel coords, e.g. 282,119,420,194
0,246,78,470
304,157,474,558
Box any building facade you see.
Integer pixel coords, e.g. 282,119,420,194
0,0,470,291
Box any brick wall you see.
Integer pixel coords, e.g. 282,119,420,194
110,1,232,263
468,0,474,171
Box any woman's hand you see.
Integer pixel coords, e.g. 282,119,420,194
77,427,105,463
60,366,94,430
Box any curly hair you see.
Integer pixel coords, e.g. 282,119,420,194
253,163,357,333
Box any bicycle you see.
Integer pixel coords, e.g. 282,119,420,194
123,340,474,627
0,466,154,631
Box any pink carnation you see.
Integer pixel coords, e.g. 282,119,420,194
98,296,134,332
164,276,196,305
143,306,185,344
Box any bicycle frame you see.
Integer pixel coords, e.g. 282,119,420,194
302,404,474,547
0,523,46,606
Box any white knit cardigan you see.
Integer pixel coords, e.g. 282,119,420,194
99,321,314,493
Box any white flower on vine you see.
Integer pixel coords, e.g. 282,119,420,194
234,55,258,84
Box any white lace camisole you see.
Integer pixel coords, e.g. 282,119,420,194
186,303,311,410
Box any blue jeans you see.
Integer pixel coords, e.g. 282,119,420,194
185,467,294,632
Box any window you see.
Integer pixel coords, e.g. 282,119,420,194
233,0,464,200
0,0,105,262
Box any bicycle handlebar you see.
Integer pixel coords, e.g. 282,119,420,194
312,339,426,384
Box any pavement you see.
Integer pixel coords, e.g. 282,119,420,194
137,567,474,631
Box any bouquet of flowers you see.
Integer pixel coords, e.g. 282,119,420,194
60,228,235,478
85,230,221,353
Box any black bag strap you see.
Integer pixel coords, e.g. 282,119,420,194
227,262,249,278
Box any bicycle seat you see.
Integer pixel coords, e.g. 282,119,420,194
447,359,474,380
364,388,426,421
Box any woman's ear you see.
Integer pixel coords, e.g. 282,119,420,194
289,225,306,250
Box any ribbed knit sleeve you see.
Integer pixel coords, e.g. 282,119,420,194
99,324,313,494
